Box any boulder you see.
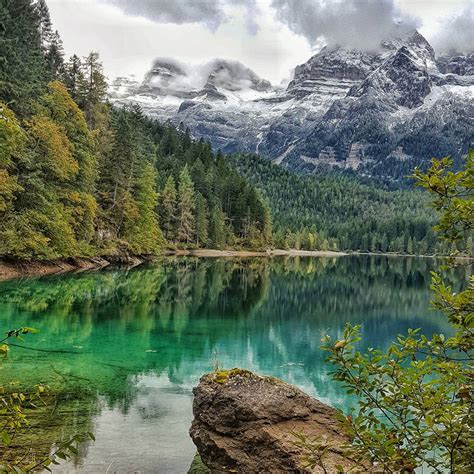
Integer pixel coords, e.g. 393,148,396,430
189,369,369,473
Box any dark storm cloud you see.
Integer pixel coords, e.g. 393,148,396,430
431,4,474,53
101,0,259,33
270,0,420,50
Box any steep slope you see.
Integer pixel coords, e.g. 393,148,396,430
111,31,474,182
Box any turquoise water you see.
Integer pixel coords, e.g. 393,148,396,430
0,256,467,472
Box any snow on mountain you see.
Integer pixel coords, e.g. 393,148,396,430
110,31,474,181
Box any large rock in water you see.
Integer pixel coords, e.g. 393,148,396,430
189,369,367,473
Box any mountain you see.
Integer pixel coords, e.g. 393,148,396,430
110,31,474,183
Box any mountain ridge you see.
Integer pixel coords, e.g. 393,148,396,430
110,31,474,183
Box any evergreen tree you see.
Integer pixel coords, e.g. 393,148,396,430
125,162,163,254
195,192,209,247
36,0,53,51
210,202,227,248
99,107,136,238
0,0,48,114
160,175,178,241
45,31,65,80
262,201,273,247
63,55,86,104
81,52,108,128
177,166,195,243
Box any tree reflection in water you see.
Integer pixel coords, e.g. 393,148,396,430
0,256,468,470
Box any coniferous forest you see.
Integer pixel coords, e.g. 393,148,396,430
1,0,470,260
230,154,459,255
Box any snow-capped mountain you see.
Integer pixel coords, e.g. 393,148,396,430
110,31,474,181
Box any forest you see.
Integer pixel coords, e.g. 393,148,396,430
231,154,473,255
0,0,272,261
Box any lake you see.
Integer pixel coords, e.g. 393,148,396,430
0,256,468,472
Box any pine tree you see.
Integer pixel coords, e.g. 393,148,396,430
262,201,273,247
160,175,177,241
126,162,163,254
64,55,86,104
99,108,136,238
177,166,195,243
36,0,53,51
45,31,65,80
81,52,108,128
0,0,48,114
195,192,209,247
210,202,227,249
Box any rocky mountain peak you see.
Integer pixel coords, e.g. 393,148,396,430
382,30,435,61
204,59,273,93
287,46,379,99
143,59,187,92
286,31,435,100
349,44,433,108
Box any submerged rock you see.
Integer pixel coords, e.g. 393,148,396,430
189,369,368,473
187,453,211,474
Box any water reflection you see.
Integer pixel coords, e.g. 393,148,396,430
0,256,469,472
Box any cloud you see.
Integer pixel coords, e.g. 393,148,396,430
270,0,420,51
144,57,271,93
100,0,259,33
430,4,474,53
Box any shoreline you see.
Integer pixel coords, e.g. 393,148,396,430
0,257,112,281
0,249,472,281
167,249,347,258
0,250,346,281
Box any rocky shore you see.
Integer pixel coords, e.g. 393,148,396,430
0,254,148,280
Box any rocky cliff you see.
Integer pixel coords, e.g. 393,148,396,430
189,369,369,473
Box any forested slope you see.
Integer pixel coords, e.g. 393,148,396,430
230,154,460,255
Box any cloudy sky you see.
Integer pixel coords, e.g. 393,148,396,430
47,0,473,84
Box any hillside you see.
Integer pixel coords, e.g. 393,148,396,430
230,154,444,254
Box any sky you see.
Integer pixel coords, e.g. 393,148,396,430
47,0,474,84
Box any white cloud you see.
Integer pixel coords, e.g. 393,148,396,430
46,0,473,86
430,4,474,53
269,0,420,51
99,0,259,33
47,0,311,83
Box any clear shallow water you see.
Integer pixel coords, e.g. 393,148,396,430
0,256,468,472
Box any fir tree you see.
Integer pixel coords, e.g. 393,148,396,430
63,55,86,104
210,202,227,249
0,0,48,114
160,175,178,241
81,52,108,128
36,0,53,51
177,166,195,243
126,162,163,254
195,192,209,247
45,31,65,80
